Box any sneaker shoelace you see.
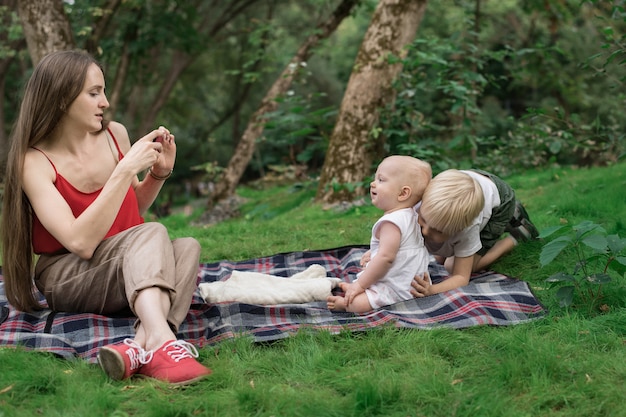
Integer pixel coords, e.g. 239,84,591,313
162,340,199,363
123,338,153,370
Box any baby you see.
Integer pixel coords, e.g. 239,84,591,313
327,155,432,312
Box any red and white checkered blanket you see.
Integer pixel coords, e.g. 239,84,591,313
0,246,546,363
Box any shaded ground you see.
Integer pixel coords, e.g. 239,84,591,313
190,195,248,226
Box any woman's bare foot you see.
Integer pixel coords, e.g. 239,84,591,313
327,295,347,311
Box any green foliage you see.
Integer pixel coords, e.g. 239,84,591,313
261,89,337,170
585,0,626,77
0,5,27,131
190,161,224,183
0,6,22,59
376,1,626,176
540,220,626,310
379,32,501,172
9,0,626,187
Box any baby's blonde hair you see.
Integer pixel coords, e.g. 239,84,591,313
420,169,484,236
382,155,432,206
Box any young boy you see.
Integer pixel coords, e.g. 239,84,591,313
327,155,432,312
411,169,538,297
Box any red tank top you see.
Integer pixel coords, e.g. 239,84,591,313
31,128,144,254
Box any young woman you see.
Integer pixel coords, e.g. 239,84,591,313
1,50,210,385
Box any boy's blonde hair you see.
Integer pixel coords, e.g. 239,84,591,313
420,169,484,236
383,155,432,206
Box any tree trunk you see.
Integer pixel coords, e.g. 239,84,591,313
0,0,73,181
315,0,428,204
207,0,360,207
17,0,75,65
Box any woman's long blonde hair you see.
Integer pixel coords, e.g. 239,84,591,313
1,50,108,311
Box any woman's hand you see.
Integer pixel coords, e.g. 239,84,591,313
123,126,176,176
410,271,432,298
150,125,176,175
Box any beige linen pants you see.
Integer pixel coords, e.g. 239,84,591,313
34,222,201,331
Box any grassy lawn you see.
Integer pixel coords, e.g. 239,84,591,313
1,163,626,417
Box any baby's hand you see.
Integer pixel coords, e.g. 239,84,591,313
340,281,365,306
360,250,371,267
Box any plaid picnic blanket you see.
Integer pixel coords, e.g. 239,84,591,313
0,245,546,363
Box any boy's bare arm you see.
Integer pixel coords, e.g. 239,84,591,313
413,255,473,296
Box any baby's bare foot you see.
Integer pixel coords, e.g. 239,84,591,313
326,295,347,312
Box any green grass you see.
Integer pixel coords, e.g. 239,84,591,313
2,164,626,417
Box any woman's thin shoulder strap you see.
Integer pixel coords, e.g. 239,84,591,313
30,146,58,175
106,127,124,159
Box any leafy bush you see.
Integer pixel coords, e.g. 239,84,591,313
376,2,626,176
540,220,626,311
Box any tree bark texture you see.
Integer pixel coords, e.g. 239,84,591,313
315,0,428,204
207,0,361,207
17,0,75,65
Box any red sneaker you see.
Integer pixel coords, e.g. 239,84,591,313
138,340,211,385
97,339,153,380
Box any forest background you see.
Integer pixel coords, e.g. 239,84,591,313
2,2,626,415
1,0,626,214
